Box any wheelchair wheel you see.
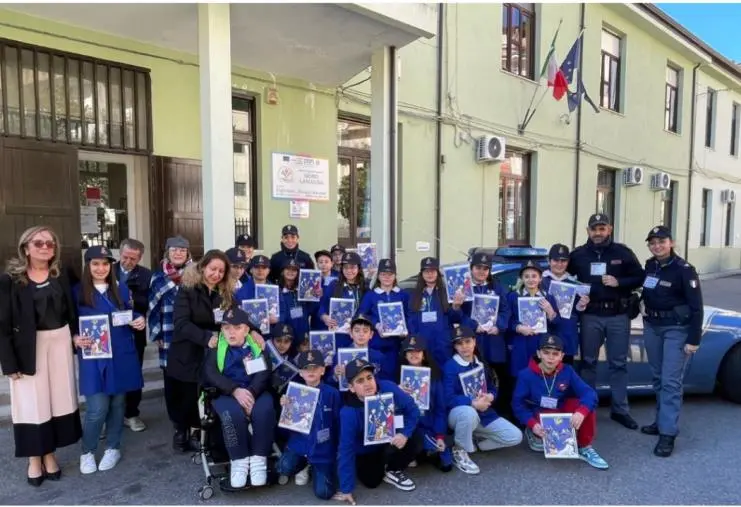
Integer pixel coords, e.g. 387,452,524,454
198,485,214,500
192,453,203,465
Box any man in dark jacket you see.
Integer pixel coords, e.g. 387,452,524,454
568,214,645,430
269,225,315,283
115,238,152,432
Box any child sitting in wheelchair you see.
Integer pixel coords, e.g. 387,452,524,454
202,307,276,489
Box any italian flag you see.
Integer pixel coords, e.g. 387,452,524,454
539,27,568,100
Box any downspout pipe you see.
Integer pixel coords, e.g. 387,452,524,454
684,63,701,261
389,45,398,261
571,2,586,248
434,3,445,259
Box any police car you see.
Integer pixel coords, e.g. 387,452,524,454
398,246,741,405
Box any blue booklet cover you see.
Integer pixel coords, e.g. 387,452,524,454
309,331,336,366
548,281,578,319
79,315,113,359
377,302,408,337
298,269,323,302
471,294,500,331
255,284,280,319
442,264,474,303
458,365,487,400
329,298,355,334
278,382,320,435
363,392,395,446
400,365,431,411
241,298,270,334
357,243,379,278
518,297,547,334
540,413,579,459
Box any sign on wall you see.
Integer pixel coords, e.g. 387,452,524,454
272,152,329,201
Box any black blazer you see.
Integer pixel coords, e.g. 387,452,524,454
0,269,79,376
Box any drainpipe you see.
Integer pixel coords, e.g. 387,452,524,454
434,3,445,259
389,45,398,262
570,2,586,248
684,63,701,261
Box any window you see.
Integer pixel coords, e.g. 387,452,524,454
705,88,716,148
600,30,622,112
498,152,531,245
232,96,258,240
501,4,535,79
660,181,677,234
725,202,734,247
596,168,616,220
700,189,711,246
731,103,739,156
0,41,151,151
665,66,679,133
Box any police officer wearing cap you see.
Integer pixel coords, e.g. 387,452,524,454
235,234,256,265
329,244,346,277
640,225,703,457
269,225,315,284
568,213,645,430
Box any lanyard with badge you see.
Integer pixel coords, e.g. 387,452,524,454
422,291,437,323
289,289,304,320
100,290,133,327
540,371,559,409
314,390,331,446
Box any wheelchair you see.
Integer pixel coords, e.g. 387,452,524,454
193,386,282,500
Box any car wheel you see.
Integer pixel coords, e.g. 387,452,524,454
719,344,741,404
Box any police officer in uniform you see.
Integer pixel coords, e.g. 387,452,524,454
269,225,315,283
568,213,645,430
640,225,703,457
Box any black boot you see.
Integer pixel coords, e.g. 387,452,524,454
641,422,659,435
173,429,189,452
654,435,675,457
610,412,638,430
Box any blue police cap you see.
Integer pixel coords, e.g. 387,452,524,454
235,234,256,248
330,244,346,254
519,259,543,277
378,258,396,273
548,243,570,260
345,358,375,383
470,252,491,268
250,255,270,269
451,325,475,342
538,334,564,351
282,258,300,270
225,247,246,265
341,252,362,266
84,245,116,264
296,350,326,369
420,257,440,271
646,225,672,241
222,307,251,326
271,322,294,340
351,313,373,327
401,335,427,352
282,224,299,236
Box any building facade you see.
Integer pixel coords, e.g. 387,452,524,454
0,4,738,277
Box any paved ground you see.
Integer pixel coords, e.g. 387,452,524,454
0,276,738,505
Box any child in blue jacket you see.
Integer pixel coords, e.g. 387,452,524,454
329,314,388,388
317,252,367,348
507,260,561,377
334,359,421,504
202,307,275,488
237,254,272,303
278,258,313,349
359,258,410,378
397,335,453,472
406,257,464,367
443,326,522,475
512,334,608,469
277,350,342,499
74,246,144,475
541,244,589,364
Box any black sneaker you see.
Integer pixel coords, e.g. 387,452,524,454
610,412,638,430
641,423,659,435
383,470,416,491
654,435,675,458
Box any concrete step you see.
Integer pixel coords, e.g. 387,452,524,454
0,343,164,424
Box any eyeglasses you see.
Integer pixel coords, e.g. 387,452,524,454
29,240,55,249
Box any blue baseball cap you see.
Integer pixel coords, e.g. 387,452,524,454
84,245,116,264
646,225,672,241
225,247,247,265
296,350,325,369
401,335,427,352
250,255,270,269
222,307,252,326
345,358,375,382
420,257,439,270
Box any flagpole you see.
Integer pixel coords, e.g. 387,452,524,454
518,18,562,135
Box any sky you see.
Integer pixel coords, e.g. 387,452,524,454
657,3,741,62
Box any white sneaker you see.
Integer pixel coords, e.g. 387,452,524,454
295,464,310,486
408,460,418,468
80,452,97,475
124,417,147,432
249,456,268,486
230,458,250,488
452,446,480,475
98,449,121,471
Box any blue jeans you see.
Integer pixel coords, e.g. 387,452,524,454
643,323,689,437
212,392,275,460
579,313,631,415
82,393,125,454
277,448,337,500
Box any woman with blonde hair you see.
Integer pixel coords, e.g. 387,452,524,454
0,226,82,486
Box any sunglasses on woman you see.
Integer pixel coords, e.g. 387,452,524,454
29,240,56,249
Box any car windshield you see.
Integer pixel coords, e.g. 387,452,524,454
494,268,519,291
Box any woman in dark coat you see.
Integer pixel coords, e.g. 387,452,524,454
0,226,82,486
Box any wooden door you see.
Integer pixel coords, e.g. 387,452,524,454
150,156,204,266
0,138,80,274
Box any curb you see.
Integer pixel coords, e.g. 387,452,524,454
699,270,741,281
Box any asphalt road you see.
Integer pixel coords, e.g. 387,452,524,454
0,276,739,505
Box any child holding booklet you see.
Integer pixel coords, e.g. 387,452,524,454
460,252,513,416
278,258,313,349
330,314,388,387
511,334,608,469
359,258,410,379
277,350,341,498
541,244,589,364
314,249,336,287
507,260,561,377
74,246,145,474
202,307,276,488
397,335,453,473
443,326,522,475
318,252,367,348
334,358,421,504
407,257,465,368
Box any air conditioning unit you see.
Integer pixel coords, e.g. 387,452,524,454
721,189,737,203
476,135,506,163
650,172,671,191
623,166,645,186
